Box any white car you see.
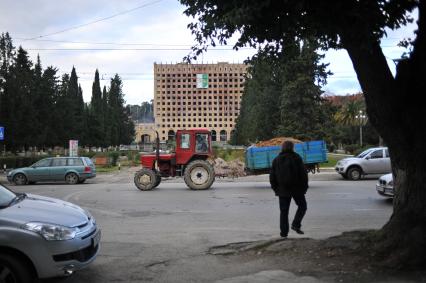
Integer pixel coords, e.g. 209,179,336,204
335,147,391,180
376,173,394,197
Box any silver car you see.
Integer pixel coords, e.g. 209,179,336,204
335,147,391,180
0,183,100,282
376,173,394,197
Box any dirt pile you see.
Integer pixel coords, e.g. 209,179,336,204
255,137,302,147
213,158,246,178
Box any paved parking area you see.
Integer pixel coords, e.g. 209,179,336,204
4,171,393,282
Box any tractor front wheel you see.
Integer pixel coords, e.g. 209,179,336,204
184,160,215,190
134,168,158,191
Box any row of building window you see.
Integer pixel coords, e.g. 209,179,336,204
156,108,239,117
161,118,234,122
158,90,244,95
157,106,239,113
159,124,233,128
158,101,238,106
157,84,244,89
156,72,245,77
158,109,239,114
158,78,244,83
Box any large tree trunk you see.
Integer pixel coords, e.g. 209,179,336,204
342,3,426,269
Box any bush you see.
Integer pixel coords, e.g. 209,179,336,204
80,151,97,159
354,144,378,156
0,156,48,169
344,144,360,155
133,153,141,165
108,152,120,166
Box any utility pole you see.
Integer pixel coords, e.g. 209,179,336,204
355,110,367,147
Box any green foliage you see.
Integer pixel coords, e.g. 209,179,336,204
129,101,154,123
0,156,48,169
179,0,416,61
213,147,245,162
108,151,120,166
234,40,332,145
0,33,135,150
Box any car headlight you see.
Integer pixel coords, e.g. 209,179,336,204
338,160,348,166
23,222,78,241
7,171,13,176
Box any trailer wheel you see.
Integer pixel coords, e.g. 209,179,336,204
134,168,157,191
184,160,215,190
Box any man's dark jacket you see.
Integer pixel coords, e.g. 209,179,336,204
269,150,309,197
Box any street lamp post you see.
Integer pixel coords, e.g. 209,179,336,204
355,110,367,146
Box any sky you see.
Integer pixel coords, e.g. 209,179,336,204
0,0,418,105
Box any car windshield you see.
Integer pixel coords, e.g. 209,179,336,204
357,149,373,158
0,184,16,207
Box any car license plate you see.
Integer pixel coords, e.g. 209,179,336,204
92,230,101,247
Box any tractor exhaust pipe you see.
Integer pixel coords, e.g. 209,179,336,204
155,131,160,171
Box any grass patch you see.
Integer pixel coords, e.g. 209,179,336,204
319,153,353,168
213,148,245,162
96,166,119,173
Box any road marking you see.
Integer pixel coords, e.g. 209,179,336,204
63,191,84,202
84,207,123,217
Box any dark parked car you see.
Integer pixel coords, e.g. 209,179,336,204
0,183,100,282
7,157,96,185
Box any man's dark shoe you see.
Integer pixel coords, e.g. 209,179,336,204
291,226,304,234
280,233,288,238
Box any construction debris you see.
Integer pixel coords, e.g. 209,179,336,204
213,158,246,178
255,137,302,147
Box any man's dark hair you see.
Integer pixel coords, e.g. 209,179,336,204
282,141,294,152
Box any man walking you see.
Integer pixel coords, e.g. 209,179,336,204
270,141,309,238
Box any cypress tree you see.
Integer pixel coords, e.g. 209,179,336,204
89,69,103,146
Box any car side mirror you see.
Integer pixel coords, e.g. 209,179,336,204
365,156,370,160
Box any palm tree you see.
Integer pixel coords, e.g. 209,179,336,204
334,100,365,126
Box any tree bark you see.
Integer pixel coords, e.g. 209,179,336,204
342,3,426,269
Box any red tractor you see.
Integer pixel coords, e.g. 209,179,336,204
134,129,215,190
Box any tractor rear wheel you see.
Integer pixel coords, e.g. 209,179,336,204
184,160,215,190
134,168,158,191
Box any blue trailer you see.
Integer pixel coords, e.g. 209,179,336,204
245,140,328,174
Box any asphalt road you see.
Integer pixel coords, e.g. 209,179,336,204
7,170,393,282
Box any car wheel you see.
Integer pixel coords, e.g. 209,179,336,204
65,173,79,184
13,173,27,186
347,167,362,180
0,254,33,283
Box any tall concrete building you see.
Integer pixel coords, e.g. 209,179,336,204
154,62,248,142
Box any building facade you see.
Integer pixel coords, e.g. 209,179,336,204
134,123,156,144
154,62,247,142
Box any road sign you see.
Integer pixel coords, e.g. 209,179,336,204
0,127,4,141
69,140,78,157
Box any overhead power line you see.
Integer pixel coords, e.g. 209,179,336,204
26,47,254,51
23,0,164,40
15,38,192,47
